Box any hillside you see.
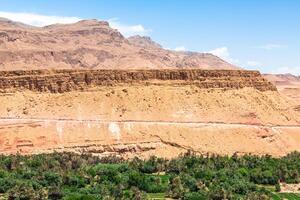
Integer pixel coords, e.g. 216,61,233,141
0,69,299,158
0,18,237,70
264,74,300,111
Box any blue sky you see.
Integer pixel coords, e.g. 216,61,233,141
0,0,300,74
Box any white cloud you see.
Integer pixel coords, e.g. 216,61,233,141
271,66,300,75
0,11,150,37
0,11,81,26
108,18,150,37
209,47,239,64
174,46,186,51
246,61,262,67
257,44,287,50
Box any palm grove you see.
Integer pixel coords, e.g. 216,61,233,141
1,151,300,199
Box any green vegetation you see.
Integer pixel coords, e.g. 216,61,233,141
1,151,300,199
271,193,300,200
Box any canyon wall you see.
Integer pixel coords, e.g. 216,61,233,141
0,69,276,93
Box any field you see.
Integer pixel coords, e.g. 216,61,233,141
272,193,300,200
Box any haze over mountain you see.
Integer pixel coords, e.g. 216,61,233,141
0,18,237,70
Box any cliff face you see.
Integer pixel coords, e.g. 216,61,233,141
0,69,276,93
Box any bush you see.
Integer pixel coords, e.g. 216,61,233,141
184,192,207,200
63,194,96,200
0,178,16,193
8,183,47,200
48,186,64,200
275,183,281,192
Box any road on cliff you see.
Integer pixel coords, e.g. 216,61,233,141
0,117,299,129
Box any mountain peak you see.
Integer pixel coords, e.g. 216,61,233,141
127,35,162,49
75,19,109,27
43,19,110,29
0,17,35,29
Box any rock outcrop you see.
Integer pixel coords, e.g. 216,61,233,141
0,69,276,93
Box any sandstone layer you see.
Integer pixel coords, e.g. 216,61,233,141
0,69,299,158
1,119,299,159
0,69,276,93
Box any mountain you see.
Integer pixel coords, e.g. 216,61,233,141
264,73,300,86
0,18,299,158
127,35,162,49
0,18,237,70
264,73,300,111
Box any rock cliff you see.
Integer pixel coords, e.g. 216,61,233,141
0,69,276,93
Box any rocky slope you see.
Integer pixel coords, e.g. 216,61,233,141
0,18,237,70
0,69,299,158
264,74,300,112
127,35,162,49
265,73,300,86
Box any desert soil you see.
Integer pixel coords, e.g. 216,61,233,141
0,85,299,158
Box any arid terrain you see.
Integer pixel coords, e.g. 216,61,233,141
0,18,236,70
0,69,299,158
264,73,300,112
0,18,299,158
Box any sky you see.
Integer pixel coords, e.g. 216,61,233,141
0,0,299,75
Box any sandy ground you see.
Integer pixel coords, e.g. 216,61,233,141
0,118,299,158
0,85,298,125
0,85,299,158
280,183,300,193
265,74,300,112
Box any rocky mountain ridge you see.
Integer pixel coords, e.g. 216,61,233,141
0,18,237,70
264,73,300,85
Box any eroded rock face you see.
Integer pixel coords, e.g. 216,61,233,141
0,69,299,158
0,69,276,93
1,119,300,159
